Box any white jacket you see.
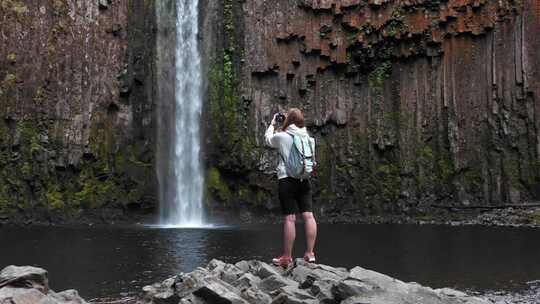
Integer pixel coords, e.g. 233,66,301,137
265,124,309,179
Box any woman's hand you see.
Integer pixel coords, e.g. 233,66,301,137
271,113,279,126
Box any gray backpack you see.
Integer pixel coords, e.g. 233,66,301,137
282,132,316,180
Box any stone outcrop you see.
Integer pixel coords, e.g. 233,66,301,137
0,1,156,222
142,259,489,304
203,0,540,216
0,265,87,304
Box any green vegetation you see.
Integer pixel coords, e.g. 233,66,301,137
206,167,232,203
6,53,16,62
368,61,392,89
0,112,154,216
503,158,522,189
529,210,540,225
3,74,16,87
1,0,28,15
204,0,261,204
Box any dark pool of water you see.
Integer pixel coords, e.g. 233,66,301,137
1,224,540,299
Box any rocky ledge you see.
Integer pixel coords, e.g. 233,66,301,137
0,265,86,304
141,259,489,304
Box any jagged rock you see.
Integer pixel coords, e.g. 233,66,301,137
209,259,245,284
270,292,318,304
239,287,272,304
236,261,282,280
271,285,317,302
142,260,490,304
0,266,49,293
0,287,47,304
259,275,299,293
332,279,374,301
291,260,348,282
0,266,87,304
49,290,86,304
309,279,338,303
192,281,248,304
232,273,261,290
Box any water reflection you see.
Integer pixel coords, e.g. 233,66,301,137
1,224,539,298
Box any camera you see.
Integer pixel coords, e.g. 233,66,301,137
275,113,286,123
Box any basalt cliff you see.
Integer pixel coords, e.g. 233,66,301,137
1,0,539,223
203,0,540,218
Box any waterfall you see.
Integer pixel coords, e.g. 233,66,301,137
156,0,205,227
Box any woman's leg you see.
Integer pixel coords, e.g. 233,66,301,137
282,214,296,258
278,178,298,259
302,212,317,255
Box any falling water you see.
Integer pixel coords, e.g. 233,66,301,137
156,0,205,227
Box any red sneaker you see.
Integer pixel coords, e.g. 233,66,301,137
272,255,293,268
303,252,316,263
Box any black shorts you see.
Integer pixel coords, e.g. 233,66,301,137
278,177,313,215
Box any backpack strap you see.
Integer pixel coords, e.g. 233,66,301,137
278,132,295,163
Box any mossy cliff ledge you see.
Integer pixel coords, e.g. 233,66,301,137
202,0,540,218
0,1,156,223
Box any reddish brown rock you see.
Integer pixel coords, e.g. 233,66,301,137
204,0,540,214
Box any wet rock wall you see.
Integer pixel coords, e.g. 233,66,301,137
0,0,156,221
203,0,540,215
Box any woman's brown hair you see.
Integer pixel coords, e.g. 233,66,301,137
281,108,305,131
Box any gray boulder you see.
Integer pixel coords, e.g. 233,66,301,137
239,287,272,304
0,266,87,304
141,259,491,304
232,273,261,290
259,275,298,293
0,266,49,293
0,287,47,304
192,280,248,304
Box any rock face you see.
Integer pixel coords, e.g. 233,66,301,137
0,265,87,304
142,259,489,304
0,1,156,221
202,0,540,216
1,0,540,221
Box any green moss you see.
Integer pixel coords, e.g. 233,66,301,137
33,87,46,106
6,53,16,62
207,1,257,174
529,210,540,225
1,0,28,15
206,167,231,203
0,114,154,214
415,145,456,195
74,168,119,209
369,61,392,89
12,3,27,14
437,154,454,184
52,0,68,16
503,158,522,189
376,164,401,202
46,185,64,210
3,74,16,87
386,6,405,37
224,0,234,34
0,182,9,211
463,167,483,191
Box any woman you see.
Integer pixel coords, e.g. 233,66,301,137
264,108,317,267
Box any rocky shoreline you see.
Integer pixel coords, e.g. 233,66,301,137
3,262,539,304
141,259,489,304
0,265,87,304
2,205,540,229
